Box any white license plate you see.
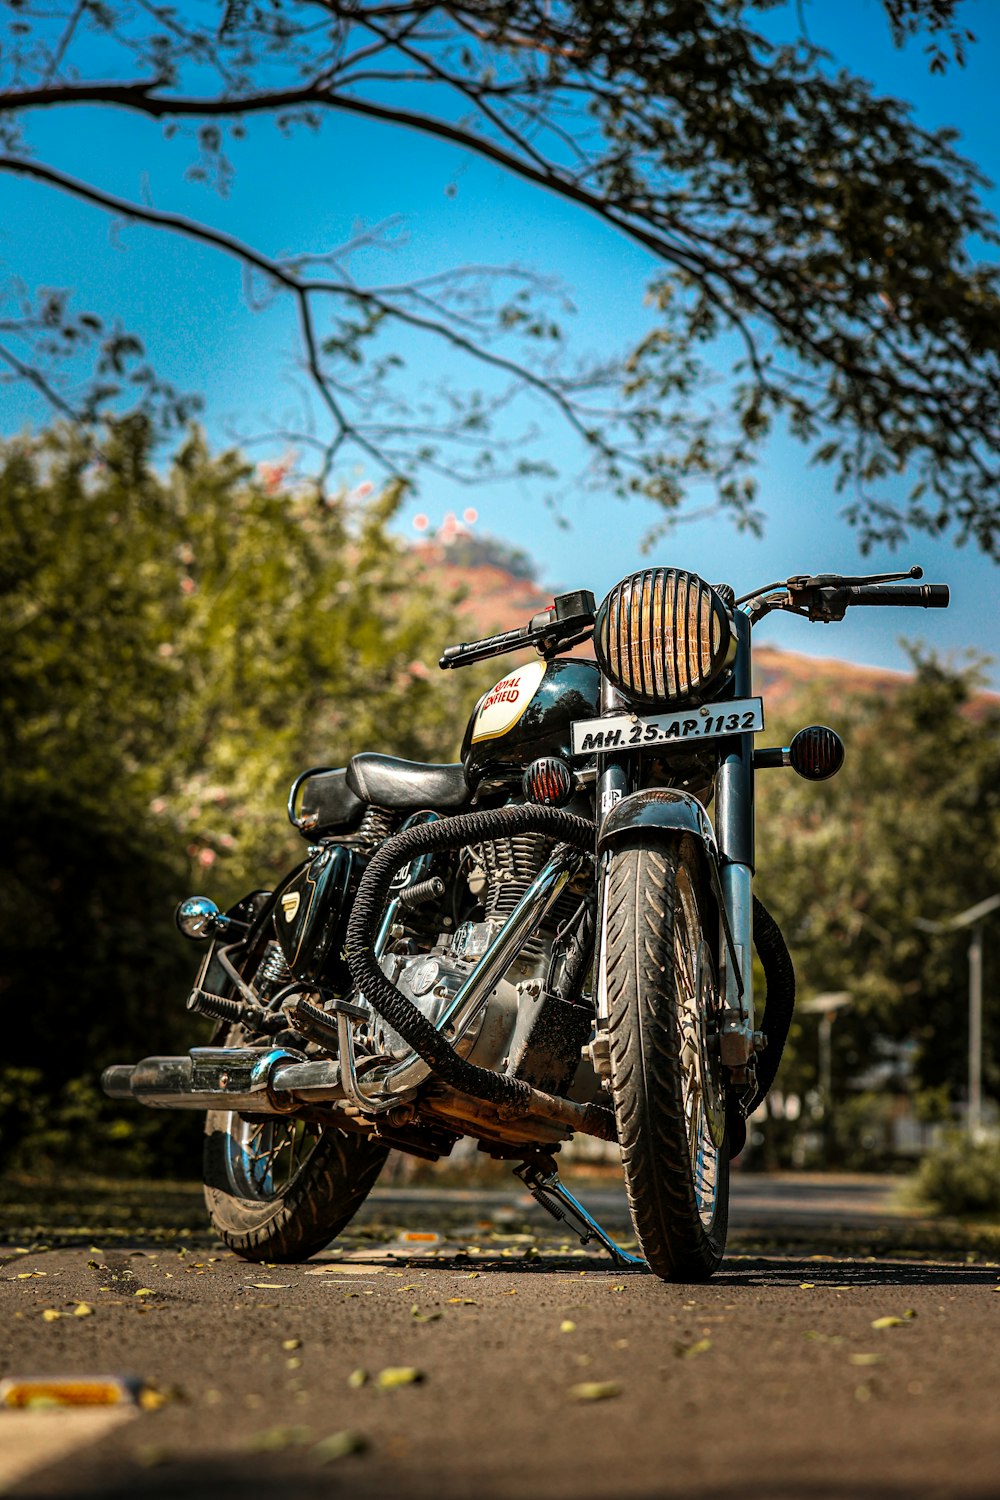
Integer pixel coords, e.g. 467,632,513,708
571,696,764,755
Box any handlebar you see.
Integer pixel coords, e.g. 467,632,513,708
439,590,596,669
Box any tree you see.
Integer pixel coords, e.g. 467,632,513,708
2,2,999,552
0,418,485,1169
754,650,1000,1158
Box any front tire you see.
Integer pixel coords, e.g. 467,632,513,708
605,836,729,1281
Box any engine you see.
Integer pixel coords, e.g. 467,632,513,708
370,830,590,1094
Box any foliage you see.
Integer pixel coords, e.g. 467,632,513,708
754,650,1000,1153
912,1132,1000,1216
0,419,479,1171
2,3,1000,551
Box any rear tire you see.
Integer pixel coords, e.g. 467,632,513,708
203,1029,388,1262
605,836,729,1281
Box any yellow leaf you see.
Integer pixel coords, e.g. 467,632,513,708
134,1289,155,1298
248,1283,290,1290
73,1303,94,1318
849,1353,883,1366
799,1282,816,1289
674,1338,712,1358
871,1316,904,1329
282,1338,302,1351
41,1309,63,1322
313,1429,369,1463
249,1425,312,1452
346,1369,368,1389
568,1382,622,1402
560,1320,577,1333
375,1367,424,1390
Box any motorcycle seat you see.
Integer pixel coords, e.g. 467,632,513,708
346,753,471,811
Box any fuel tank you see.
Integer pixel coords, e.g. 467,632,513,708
461,657,601,793
272,843,355,988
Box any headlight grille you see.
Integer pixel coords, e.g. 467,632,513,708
594,568,734,704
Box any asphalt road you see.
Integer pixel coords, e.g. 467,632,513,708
2,1177,998,1500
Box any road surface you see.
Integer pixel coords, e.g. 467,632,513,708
1,1175,997,1499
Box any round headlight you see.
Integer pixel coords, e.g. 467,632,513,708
594,568,734,704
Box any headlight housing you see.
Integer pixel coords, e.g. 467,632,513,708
593,568,735,705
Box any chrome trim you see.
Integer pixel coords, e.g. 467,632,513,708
100,1047,343,1113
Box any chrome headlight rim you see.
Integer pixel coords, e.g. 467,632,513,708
593,567,735,706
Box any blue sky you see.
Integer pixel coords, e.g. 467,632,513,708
3,2,999,681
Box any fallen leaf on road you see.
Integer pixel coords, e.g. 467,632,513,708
347,1369,368,1389
41,1309,63,1322
799,1283,816,1289
313,1429,369,1463
134,1444,172,1468
133,1289,155,1298
410,1304,441,1323
903,1309,918,1320
282,1339,302,1350
446,1298,478,1305
568,1382,622,1402
376,1367,424,1390
248,1283,291,1290
674,1339,712,1359
871,1316,905,1329
561,1320,577,1333
73,1303,94,1318
305,1265,383,1277
849,1354,883,1367
138,1382,184,1412
249,1425,312,1452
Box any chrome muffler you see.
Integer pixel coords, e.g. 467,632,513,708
101,1047,345,1113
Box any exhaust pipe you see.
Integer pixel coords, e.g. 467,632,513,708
101,1047,345,1113
101,1046,615,1142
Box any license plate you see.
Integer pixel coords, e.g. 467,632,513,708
570,697,764,755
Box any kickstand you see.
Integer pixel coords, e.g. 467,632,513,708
514,1154,645,1268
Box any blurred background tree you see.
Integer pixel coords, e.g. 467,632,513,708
753,652,1000,1167
0,418,483,1172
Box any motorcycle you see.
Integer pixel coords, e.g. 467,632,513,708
103,562,948,1281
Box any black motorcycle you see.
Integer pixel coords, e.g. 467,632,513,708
103,562,948,1281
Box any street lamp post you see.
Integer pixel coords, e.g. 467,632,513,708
916,893,1000,1140
799,992,852,1157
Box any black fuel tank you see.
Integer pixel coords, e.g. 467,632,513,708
272,843,355,988
461,657,601,792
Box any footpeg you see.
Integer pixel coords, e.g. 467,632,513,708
514,1155,645,1267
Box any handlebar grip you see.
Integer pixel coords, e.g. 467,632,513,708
439,623,530,668
844,583,950,608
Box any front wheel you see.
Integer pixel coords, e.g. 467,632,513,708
605,836,729,1281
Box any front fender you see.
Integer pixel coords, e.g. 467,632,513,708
597,787,748,1035
597,787,718,864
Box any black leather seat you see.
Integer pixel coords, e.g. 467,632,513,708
299,767,365,833
346,753,471,811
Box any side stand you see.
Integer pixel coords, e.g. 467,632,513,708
514,1154,645,1268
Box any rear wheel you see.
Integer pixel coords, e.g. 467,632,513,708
605,837,729,1281
203,1030,388,1262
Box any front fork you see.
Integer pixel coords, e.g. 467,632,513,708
593,615,757,1081
715,609,756,1078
